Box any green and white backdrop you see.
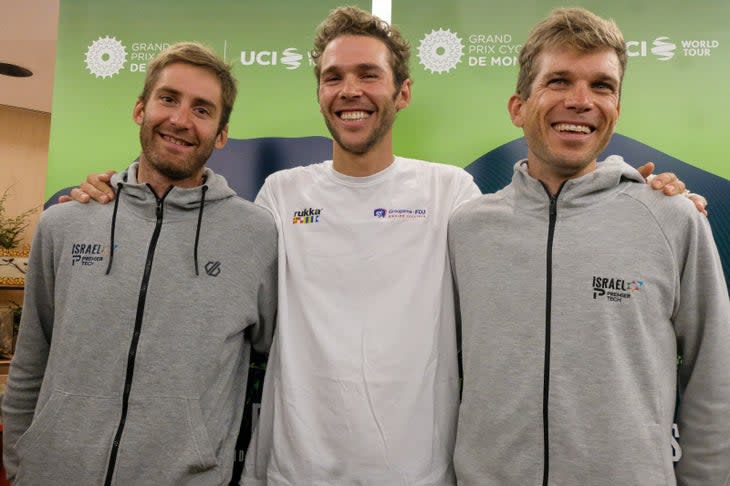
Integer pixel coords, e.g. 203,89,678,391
46,1,729,482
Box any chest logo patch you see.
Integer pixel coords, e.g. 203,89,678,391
592,275,644,302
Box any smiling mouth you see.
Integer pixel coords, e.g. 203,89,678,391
553,123,594,134
337,110,372,121
160,133,194,146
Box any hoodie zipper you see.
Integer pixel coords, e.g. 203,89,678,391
103,186,171,486
541,181,564,486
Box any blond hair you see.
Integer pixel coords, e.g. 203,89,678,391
517,8,626,98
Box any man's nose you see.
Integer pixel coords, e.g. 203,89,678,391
564,83,593,112
169,106,193,127
340,75,362,98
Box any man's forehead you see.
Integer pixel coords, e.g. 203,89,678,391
152,63,223,105
536,45,621,77
320,35,390,67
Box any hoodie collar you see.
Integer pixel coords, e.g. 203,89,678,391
511,155,645,212
105,162,235,276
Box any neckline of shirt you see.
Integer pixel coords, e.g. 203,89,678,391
325,157,400,187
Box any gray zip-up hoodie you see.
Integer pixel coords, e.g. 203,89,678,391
2,163,277,485
448,156,730,485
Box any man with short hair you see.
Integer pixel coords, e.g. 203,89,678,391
61,7,704,485
242,7,479,484
448,8,730,485
1,42,277,485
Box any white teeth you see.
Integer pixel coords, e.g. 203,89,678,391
554,123,591,134
340,111,369,120
162,134,192,146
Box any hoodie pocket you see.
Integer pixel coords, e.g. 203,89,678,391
15,391,118,485
14,391,67,455
111,396,222,485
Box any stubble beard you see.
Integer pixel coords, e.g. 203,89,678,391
324,93,398,156
138,119,216,181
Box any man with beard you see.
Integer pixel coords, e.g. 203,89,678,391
62,7,703,485
241,7,480,484
242,7,703,485
448,8,730,485
1,42,277,485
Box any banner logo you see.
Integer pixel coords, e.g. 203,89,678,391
417,29,465,74
85,36,127,78
627,36,720,60
651,37,676,61
418,29,521,73
240,48,304,70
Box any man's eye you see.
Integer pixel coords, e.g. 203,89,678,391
593,82,615,92
194,107,211,116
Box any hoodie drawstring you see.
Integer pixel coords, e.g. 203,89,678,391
105,183,124,275
105,182,208,276
194,185,208,276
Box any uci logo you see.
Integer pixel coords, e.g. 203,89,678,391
239,48,302,70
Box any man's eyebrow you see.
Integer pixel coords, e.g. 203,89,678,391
156,86,218,110
542,69,570,78
540,69,619,87
320,63,385,76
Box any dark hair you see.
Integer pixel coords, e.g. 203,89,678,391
311,6,411,89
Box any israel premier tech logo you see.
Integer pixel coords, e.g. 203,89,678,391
71,242,108,267
592,276,644,302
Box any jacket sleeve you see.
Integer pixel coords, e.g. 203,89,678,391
1,217,56,481
672,213,730,485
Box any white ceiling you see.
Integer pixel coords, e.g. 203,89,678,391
0,0,59,113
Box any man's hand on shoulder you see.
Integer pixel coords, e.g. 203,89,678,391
57,170,118,204
636,162,708,216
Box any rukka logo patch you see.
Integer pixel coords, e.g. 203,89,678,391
292,208,322,224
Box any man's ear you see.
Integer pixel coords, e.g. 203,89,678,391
508,94,525,128
215,124,229,149
395,78,412,111
133,99,145,126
